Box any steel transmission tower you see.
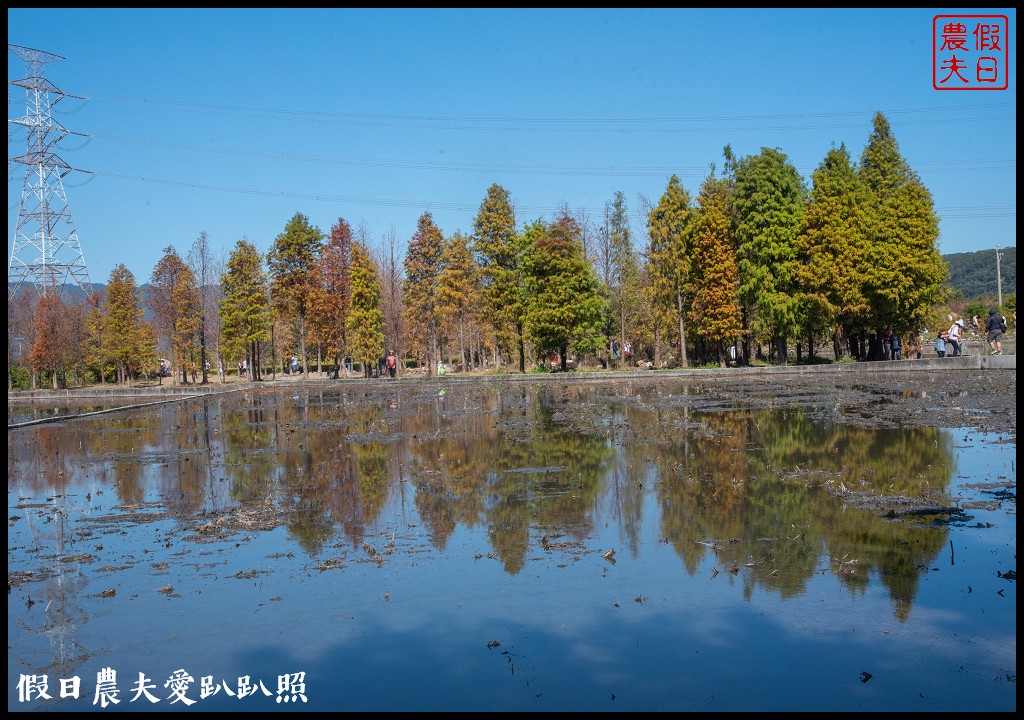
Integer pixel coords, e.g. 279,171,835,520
8,43,93,301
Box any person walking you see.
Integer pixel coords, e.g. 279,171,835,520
986,307,1004,355
386,350,398,379
890,333,902,360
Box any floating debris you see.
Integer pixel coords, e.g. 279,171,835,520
230,569,267,580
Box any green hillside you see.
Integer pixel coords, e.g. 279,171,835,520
943,247,1016,300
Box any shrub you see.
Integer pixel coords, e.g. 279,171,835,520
9,365,31,390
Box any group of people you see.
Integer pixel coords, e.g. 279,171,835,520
937,321,958,358
934,308,1007,357
610,340,633,363
935,318,965,357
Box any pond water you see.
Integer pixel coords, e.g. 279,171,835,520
7,400,156,426
7,381,1016,711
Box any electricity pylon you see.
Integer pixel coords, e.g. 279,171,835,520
8,43,93,301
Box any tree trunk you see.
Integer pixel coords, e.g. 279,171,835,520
654,325,661,369
200,329,208,385
676,289,688,368
776,336,788,365
299,315,308,379
517,322,526,373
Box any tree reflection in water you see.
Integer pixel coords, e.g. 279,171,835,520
7,381,1013,712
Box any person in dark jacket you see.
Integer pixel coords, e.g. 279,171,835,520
985,307,1003,355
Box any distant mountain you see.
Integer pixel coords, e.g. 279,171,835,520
943,247,1016,300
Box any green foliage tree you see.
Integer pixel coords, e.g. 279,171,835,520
688,170,742,367
103,264,157,385
859,112,948,355
522,212,607,369
81,292,108,384
646,174,693,367
219,239,271,378
437,230,482,369
797,143,871,360
267,212,324,377
733,147,807,364
346,241,386,376
472,183,527,372
403,212,446,375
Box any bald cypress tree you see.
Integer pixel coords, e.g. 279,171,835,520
403,212,445,375
346,241,385,377
149,246,200,384
689,170,742,367
472,184,526,371
267,212,324,378
103,264,157,386
437,230,481,371
522,213,606,370
30,294,80,389
646,175,693,367
733,147,807,364
798,144,871,360
311,218,353,377
219,239,270,378
858,112,948,356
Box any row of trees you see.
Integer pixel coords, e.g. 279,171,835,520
11,112,964,389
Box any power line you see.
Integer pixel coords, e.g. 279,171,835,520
87,170,1015,222
87,93,1014,124
22,131,1014,179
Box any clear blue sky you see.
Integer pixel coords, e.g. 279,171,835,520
8,8,1017,288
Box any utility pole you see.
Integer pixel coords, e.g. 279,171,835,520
995,248,1003,308
8,44,92,301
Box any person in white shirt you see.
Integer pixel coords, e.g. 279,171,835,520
947,319,964,357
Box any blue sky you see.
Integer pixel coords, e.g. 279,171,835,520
8,8,1017,288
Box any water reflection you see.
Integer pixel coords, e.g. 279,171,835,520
10,383,959,622
897,389,966,399
8,401,150,425
9,380,1014,711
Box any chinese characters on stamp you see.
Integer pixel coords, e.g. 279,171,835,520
934,15,1009,90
